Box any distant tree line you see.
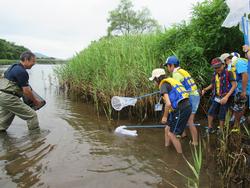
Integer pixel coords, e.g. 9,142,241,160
0,38,28,59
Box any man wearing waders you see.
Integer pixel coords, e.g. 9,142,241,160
164,56,200,146
0,51,41,131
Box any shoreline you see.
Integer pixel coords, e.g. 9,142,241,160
0,59,67,65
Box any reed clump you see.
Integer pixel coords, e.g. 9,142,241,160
56,35,162,119
216,111,250,187
56,33,211,120
173,142,203,188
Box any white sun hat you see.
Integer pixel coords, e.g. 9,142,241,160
149,68,166,81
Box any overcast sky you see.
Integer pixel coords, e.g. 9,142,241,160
0,0,204,59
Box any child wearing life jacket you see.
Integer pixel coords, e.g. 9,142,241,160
201,58,237,133
232,45,250,130
149,68,192,153
220,52,248,131
163,56,200,146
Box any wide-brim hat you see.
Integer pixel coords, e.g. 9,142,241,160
220,53,233,62
149,68,166,81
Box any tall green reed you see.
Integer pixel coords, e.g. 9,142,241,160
217,111,248,187
56,32,210,119
56,35,161,119
173,142,203,188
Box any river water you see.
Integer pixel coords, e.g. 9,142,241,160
0,64,214,188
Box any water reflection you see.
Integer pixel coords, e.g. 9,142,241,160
0,65,8,78
0,130,52,187
59,101,192,187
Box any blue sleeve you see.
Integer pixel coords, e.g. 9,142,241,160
236,59,248,74
4,64,29,87
15,70,29,87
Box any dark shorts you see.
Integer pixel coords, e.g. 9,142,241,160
208,96,233,121
167,100,192,136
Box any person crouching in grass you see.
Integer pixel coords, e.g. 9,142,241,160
149,68,192,153
201,58,237,133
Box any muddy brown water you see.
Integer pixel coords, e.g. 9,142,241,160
0,64,216,188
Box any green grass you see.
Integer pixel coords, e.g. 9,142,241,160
56,32,211,118
0,59,67,65
216,112,249,187
173,142,203,188
56,34,163,117
36,58,67,64
0,59,18,65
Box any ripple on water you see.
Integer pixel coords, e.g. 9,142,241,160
0,129,54,187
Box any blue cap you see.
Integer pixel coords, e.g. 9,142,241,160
164,56,180,66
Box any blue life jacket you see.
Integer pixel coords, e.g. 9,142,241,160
159,78,189,110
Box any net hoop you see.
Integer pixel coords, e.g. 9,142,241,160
111,96,137,111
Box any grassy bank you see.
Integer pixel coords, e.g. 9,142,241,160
56,0,245,119
0,59,18,65
56,33,213,119
0,59,67,65
36,58,67,64
57,35,162,118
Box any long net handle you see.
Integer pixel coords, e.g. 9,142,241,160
136,91,160,99
242,16,249,45
124,123,200,129
125,125,166,129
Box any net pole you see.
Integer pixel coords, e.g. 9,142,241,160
242,16,249,45
136,91,160,99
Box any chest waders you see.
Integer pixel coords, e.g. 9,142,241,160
0,76,39,131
